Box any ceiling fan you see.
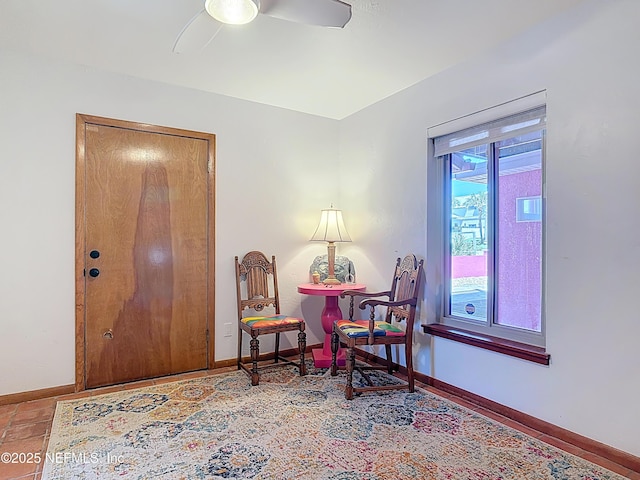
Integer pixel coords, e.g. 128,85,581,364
173,0,352,54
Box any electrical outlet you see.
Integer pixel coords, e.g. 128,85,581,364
223,322,233,337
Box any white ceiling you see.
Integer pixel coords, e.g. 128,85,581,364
0,0,584,119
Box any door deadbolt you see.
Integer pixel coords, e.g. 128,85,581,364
103,329,113,339
89,250,100,259
89,268,100,278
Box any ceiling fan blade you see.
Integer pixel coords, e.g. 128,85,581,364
259,0,351,28
173,9,223,54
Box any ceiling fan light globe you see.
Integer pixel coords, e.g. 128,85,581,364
205,0,259,25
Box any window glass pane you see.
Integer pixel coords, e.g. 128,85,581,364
496,131,542,332
449,144,488,322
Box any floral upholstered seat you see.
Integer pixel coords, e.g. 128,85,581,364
334,319,404,337
241,315,304,329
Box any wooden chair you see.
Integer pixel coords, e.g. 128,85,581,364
235,251,307,385
331,254,424,399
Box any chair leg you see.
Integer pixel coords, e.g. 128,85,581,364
330,330,339,377
406,340,415,393
237,327,243,371
250,335,260,386
298,330,307,376
345,347,355,400
274,332,280,363
385,344,393,374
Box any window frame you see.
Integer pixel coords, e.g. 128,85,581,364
432,106,547,350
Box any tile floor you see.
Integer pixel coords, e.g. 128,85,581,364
0,366,638,480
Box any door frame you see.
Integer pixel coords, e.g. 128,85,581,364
75,113,216,391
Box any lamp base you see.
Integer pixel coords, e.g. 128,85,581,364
323,242,342,285
323,277,342,285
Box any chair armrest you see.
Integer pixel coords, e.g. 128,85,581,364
340,290,391,321
359,298,417,309
340,290,391,299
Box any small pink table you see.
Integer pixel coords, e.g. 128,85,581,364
297,283,366,368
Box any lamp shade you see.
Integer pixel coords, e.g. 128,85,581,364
310,208,352,243
205,0,259,25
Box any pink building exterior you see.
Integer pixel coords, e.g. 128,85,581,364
497,169,542,331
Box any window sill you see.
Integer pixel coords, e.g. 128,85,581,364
422,323,550,365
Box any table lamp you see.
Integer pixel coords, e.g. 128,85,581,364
310,206,352,285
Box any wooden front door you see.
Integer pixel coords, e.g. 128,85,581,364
75,114,215,389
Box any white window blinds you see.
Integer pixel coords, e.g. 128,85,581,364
433,105,546,157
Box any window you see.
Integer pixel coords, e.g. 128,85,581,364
434,106,546,347
516,196,542,222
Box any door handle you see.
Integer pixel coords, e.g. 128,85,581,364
103,329,113,339
89,268,100,278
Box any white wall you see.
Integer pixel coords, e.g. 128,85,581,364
1,0,638,459
0,49,339,396
338,0,640,457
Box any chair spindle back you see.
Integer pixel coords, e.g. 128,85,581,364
235,251,280,316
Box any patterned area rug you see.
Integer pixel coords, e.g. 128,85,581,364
42,364,625,479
